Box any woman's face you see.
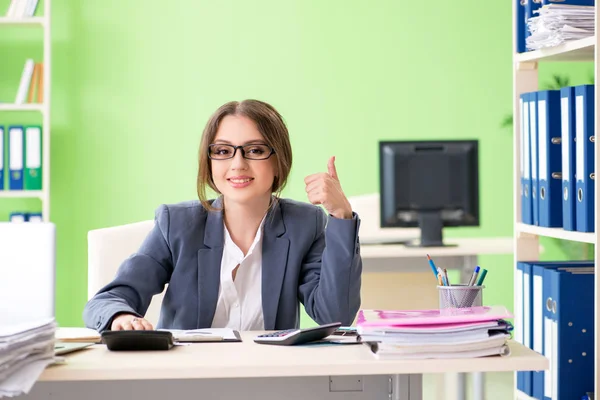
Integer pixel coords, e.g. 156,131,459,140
210,115,277,207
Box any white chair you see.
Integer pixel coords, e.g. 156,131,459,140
87,220,163,326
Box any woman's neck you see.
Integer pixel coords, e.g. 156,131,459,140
223,194,272,255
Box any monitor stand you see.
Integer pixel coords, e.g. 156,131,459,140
404,211,457,248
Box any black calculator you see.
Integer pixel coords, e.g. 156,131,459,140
253,322,342,346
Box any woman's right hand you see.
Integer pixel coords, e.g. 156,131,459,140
110,313,154,331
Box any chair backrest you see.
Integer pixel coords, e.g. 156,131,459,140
0,223,55,324
348,193,418,241
87,220,164,326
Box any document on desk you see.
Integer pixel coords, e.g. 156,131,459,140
160,328,242,343
55,327,101,343
0,318,57,398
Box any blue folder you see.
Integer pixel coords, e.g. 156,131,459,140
516,0,526,53
529,92,539,225
530,261,594,399
544,267,594,399
516,262,528,394
522,93,533,225
542,0,595,4
560,87,577,231
8,126,24,191
518,261,534,395
574,85,595,232
537,90,562,227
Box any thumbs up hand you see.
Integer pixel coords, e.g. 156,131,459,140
304,156,353,219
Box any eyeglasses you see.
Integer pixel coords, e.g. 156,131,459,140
208,143,276,160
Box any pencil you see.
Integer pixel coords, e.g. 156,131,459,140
427,254,438,278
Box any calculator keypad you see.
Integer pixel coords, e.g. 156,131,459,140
258,329,296,338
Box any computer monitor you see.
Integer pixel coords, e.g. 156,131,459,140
379,140,479,247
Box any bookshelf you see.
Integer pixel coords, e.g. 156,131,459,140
512,3,597,399
0,0,51,222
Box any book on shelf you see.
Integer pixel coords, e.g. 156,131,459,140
15,59,43,105
5,0,39,18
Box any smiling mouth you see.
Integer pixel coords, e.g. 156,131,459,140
228,178,254,183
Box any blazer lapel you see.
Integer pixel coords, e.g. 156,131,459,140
197,197,224,328
261,201,290,330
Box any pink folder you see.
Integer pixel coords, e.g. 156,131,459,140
357,305,513,327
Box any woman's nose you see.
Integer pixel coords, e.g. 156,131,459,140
230,149,248,169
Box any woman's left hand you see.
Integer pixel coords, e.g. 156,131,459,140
304,156,353,219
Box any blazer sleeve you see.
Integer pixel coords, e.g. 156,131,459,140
83,205,174,332
297,208,362,326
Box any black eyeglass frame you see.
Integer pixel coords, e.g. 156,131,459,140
207,143,276,160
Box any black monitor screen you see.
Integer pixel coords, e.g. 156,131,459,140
379,140,479,247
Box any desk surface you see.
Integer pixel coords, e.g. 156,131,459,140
41,333,546,382
360,237,514,259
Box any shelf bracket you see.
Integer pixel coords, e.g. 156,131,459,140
516,61,538,71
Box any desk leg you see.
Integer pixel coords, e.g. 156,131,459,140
461,255,485,400
472,372,484,400
390,374,422,400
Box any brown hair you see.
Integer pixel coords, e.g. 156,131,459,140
197,99,293,211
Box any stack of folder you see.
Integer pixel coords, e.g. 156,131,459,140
515,261,594,399
516,1,595,53
520,84,595,232
357,306,513,360
0,125,43,191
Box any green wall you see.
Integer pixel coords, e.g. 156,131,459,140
0,0,594,327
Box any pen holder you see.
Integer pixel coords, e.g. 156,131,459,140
437,285,484,309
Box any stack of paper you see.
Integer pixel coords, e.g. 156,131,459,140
55,327,100,343
526,4,594,50
0,318,56,398
357,306,513,360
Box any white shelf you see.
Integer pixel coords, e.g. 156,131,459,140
0,103,44,112
0,190,44,199
516,223,597,244
515,36,595,63
0,17,45,26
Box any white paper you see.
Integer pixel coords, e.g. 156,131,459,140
523,273,531,347
544,317,552,398
520,98,524,176
524,101,531,179
533,275,543,352
161,328,238,342
552,320,558,398
9,128,22,171
538,100,548,180
25,127,41,169
530,101,538,180
575,95,584,182
561,96,570,182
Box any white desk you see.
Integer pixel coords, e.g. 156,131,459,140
359,237,514,400
361,237,513,281
25,332,546,400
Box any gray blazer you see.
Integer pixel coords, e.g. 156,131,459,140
83,197,363,332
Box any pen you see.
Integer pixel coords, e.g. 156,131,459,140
437,273,443,286
443,268,451,286
437,268,449,286
468,266,481,286
476,268,488,286
426,254,439,279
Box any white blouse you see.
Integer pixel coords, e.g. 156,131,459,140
210,218,265,331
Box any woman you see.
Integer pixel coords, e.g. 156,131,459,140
83,99,362,332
